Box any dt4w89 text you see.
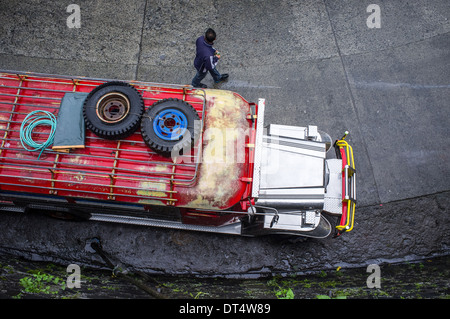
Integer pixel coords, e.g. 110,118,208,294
224,303,270,314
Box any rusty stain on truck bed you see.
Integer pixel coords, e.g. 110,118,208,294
183,89,250,210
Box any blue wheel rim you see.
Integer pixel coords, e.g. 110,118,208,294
152,108,188,141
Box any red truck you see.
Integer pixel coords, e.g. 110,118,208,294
0,71,356,238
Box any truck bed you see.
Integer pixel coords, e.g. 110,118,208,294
0,71,255,212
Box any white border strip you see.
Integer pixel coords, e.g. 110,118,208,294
251,98,265,198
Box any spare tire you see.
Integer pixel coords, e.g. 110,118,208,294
141,98,200,155
83,81,144,140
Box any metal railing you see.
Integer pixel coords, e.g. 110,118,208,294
0,71,206,205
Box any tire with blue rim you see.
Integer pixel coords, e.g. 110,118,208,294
141,98,200,155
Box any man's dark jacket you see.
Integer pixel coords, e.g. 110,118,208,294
193,36,218,73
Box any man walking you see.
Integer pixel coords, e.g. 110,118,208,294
191,28,229,88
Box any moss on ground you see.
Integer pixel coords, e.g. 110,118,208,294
0,254,449,299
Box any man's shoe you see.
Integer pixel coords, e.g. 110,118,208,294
215,74,229,83
193,83,207,88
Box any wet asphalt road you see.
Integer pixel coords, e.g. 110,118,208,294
0,0,449,279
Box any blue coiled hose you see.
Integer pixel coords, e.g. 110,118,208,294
20,110,57,159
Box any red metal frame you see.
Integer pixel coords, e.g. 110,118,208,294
0,72,259,224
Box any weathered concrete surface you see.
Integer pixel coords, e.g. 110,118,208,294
0,0,449,275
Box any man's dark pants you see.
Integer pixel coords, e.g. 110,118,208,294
191,68,222,87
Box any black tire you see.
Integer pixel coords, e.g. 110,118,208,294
141,98,200,155
83,81,144,140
